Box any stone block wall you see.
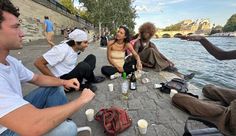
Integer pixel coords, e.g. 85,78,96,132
11,0,94,42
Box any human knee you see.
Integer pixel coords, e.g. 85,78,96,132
45,120,77,136
172,93,185,105
78,62,91,71
101,66,109,75
202,84,216,96
87,54,96,61
146,47,156,53
48,86,66,97
57,86,66,96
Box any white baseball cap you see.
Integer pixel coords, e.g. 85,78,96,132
68,29,88,42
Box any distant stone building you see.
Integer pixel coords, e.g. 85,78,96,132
179,19,211,34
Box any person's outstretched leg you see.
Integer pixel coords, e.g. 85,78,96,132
172,93,225,117
203,84,236,106
172,93,236,135
23,86,67,108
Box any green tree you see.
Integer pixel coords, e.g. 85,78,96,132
163,23,181,31
80,0,137,33
223,14,236,32
60,0,79,15
210,25,223,34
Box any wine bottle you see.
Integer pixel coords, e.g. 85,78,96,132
130,65,137,90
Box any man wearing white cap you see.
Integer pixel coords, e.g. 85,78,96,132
35,29,105,92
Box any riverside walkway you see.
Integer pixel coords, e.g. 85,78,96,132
11,36,204,136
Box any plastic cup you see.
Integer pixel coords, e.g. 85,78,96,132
85,109,94,121
170,89,178,98
137,119,148,134
141,78,150,84
108,83,114,92
154,84,162,89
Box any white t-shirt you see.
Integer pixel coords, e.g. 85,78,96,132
0,56,34,133
43,43,78,77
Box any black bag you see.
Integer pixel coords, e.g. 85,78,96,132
160,78,188,93
183,117,223,136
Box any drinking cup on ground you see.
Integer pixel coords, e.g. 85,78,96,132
141,78,150,84
170,89,178,98
85,109,94,121
137,119,148,135
77,126,92,135
154,84,162,89
108,83,114,92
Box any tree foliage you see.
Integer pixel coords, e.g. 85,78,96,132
163,23,181,31
223,14,236,32
79,0,137,33
210,25,223,34
60,0,79,15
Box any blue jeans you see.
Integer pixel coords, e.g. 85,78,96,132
1,87,77,136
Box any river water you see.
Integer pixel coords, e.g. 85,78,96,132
152,37,236,89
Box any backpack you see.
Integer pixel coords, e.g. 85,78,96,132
160,78,188,93
95,106,132,136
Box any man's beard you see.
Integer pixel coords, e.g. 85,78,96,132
141,36,150,42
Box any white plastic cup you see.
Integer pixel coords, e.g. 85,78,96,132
108,83,114,92
137,119,148,135
77,126,92,135
85,109,94,121
154,84,162,89
141,78,150,84
170,89,178,98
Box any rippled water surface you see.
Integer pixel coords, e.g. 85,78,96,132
152,37,236,89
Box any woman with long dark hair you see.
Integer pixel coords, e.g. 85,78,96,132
101,26,142,77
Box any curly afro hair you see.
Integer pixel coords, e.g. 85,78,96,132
138,22,156,37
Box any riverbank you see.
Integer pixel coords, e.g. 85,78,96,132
11,36,204,136
209,32,236,37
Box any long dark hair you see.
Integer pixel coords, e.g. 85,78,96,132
119,25,130,43
112,25,130,47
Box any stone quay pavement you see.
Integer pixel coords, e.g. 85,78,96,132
11,36,204,136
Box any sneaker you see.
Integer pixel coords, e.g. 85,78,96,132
80,83,97,92
92,76,105,83
164,66,178,72
64,88,75,93
184,73,195,81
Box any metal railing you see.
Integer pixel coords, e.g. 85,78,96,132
32,0,95,28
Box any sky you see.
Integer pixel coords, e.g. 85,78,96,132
74,0,236,32
133,0,236,31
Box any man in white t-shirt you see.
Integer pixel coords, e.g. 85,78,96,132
34,29,105,92
0,1,95,135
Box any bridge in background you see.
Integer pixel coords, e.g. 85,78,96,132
155,30,195,38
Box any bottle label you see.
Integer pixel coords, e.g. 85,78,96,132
130,82,136,90
122,82,128,93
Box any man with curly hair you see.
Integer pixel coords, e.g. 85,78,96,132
134,22,177,72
